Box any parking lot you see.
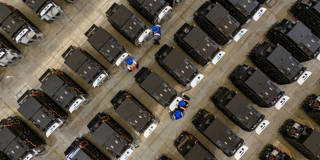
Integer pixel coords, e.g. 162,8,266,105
1,0,320,159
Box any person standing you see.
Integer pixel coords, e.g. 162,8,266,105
151,25,161,45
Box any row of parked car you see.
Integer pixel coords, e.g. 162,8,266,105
156,0,320,160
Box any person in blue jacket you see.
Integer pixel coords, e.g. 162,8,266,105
151,25,161,45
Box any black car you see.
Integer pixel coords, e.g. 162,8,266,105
267,19,320,62
0,2,42,45
87,113,137,160
174,132,216,160
0,33,22,67
249,42,308,84
128,0,173,24
111,90,159,138
229,64,286,108
155,44,204,87
65,137,110,160
291,0,320,38
215,0,265,24
23,0,63,23
280,119,320,160
135,67,177,107
259,144,294,160
39,69,88,113
302,94,320,124
17,89,68,137
0,116,46,160
62,45,109,88
192,109,245,157
211,87,265,132
85,24,132,67
194,1,243,45
106,3,151,46
174,23,223,66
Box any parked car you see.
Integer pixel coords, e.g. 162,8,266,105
85,24,138,71
192,109,246,157
17,89,68,137
280,119,320,160
174,131,216,160
215,0,266,24
194,1,246,45
267,19,320,62
155,44,204,87
0,2,43,45
302,94,320,124
291,0,320,38
229,64,288,108
0,116,46,160
135,67,181,110
0,33,22,67
249,42,309,85
259,144,294,160
128,0,173,24
65,137,110,160
211,87,266,132
174,23,223,66
87,113,138,160
111,90,159,138
23,0,63,23
106,3,152,46
62,45,109,88
39,69,88,113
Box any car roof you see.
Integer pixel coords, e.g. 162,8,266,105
287,22,320,54
228,0,260,16
184,143,214,160
245,70,281,104
183,26,219,59
0,127,29,159
0,3,12,23
109,4,132,28
302,130,320,158
205,3,240,37
267,45,303,80
203,118,242,153
140,0,166,15
115,98,152,132
91,122,128,157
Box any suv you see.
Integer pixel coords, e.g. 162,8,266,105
302,94,320,124
135,67,182,110
215,0,266,24
65,137,110,160
128,0,173,24
23,0,63,23
267,19,320,62
229,64,287,108
259,144,293,160
194,1,245,45
155,44,204,87
174,23,224,66
174,132,216,160
0,33,22,67
62,45,109,88
39,69,88,113
0,116,46,160
17,89,68,137
211,87,266,132
280,119,320,160
0,2,42,45
291,0,320,38
192,109,246,157
106,3,152,46
85,25,137,71
111,90,159,138
87,113,137,160
249,42,309,85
